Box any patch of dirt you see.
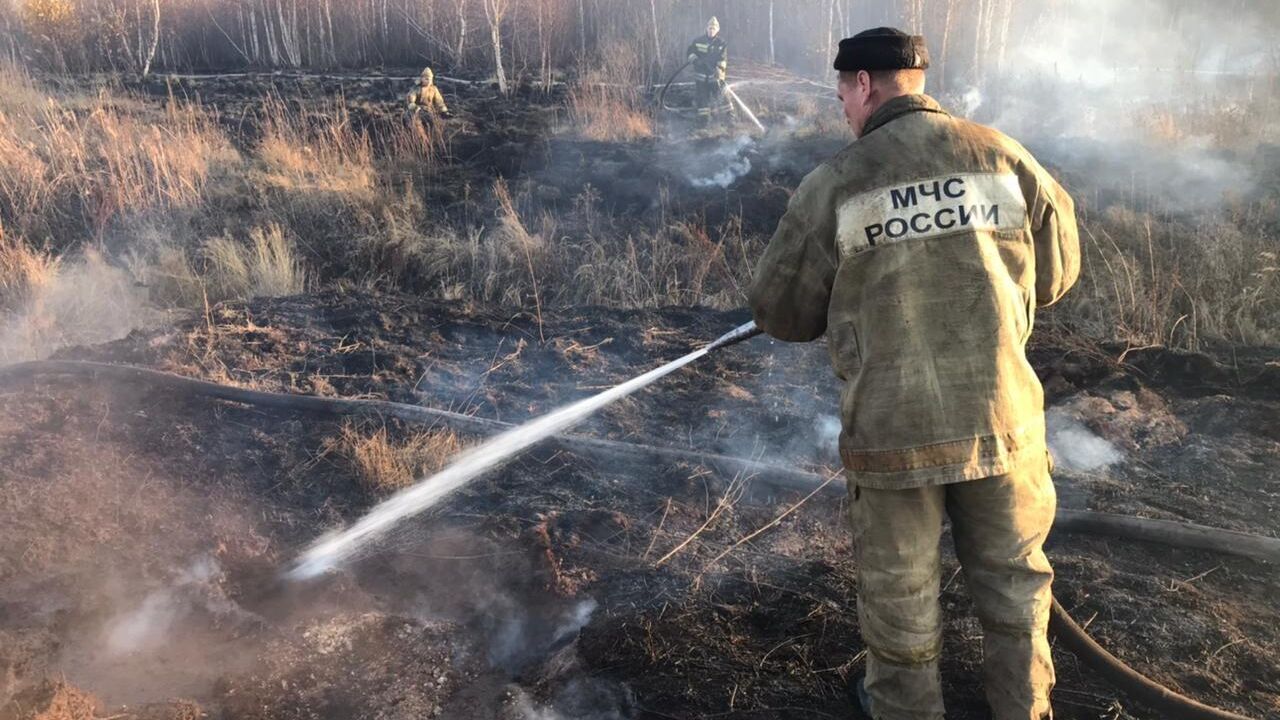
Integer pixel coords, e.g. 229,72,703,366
0,290,1276,719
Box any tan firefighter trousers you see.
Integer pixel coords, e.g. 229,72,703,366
848,463,1057,720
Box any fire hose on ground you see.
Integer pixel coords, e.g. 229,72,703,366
657,61,767,133
0,354,1273,720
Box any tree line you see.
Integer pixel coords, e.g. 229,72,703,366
2,0,1269,89
2,0,1037,84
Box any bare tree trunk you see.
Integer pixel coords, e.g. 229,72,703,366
827,0,835,72
768,0,775,65
453,0,467,63
275,0,301,66
973,0,987,81
939,0,956,90
537,0,551,91
649,0,660,69
482,0,508,94
996,0,1014,74
141,0,161,76
323,0,336,65
247,4,262,64
577,0,585,58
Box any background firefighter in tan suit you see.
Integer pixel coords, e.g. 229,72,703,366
407,67,450,118
748,28,1080,720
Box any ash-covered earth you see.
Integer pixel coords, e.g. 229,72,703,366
0,289,1277,720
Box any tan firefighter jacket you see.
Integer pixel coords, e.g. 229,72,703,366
749,94,1080,489
408,84,449,115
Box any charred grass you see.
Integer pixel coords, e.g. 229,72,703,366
4,292,1276,718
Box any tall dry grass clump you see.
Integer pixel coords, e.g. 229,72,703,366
255,97,376,196
0,225,59,313
1060,204,1280,349
327,422,463,496
201,224,310,303
569,42,654,142
0,68,236,246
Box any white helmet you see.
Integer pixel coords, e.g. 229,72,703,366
707,16,720,36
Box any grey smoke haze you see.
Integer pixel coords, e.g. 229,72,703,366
0,250,155,364
964,0,1278,208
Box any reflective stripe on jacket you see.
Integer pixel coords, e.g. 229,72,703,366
748,94,1080,489
686,34,727,81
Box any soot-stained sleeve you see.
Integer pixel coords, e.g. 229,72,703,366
748,164,840,342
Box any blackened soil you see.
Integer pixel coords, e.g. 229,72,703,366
1,290,1277,720
108,71,840,238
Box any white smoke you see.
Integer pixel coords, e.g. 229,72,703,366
104,557,220,656
0,250,154,364
1046,409,1124,472
815,414,841,454
686,135,754,189
487,597,599,670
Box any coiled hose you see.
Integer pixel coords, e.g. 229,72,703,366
0,360,1274,719
657,60,693,113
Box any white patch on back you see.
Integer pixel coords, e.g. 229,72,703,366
836,173,1027,257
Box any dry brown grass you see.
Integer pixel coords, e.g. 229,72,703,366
203,224,310,302
0,73,235,245
569,80,655,142
569,43,654,142
0,226,59,313
327,421,464,495
1058,204,1280,349
0,63,49,120
255,99,376,196
0,65,1274,356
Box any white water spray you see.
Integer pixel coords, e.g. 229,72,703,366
724,84,767,134
288,321,759,580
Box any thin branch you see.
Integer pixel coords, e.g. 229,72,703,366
696,470,841,578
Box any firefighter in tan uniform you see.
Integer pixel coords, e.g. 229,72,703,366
748,28,1079,720
407,67,450,118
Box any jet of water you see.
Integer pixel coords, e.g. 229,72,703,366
724,84,767,134
287,321,759,580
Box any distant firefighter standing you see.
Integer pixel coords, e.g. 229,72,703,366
407,67,450,118
686,16,728,123
748,28,1080,720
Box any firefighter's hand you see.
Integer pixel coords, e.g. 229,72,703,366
688,53,698,63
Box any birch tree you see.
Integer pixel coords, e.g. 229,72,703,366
140,0,160,75
481,0,508,93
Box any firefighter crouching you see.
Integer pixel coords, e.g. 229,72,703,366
686,16,727,123
748,27,1080,720
407,67,451,119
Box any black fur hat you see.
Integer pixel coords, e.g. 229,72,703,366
834,27,930,72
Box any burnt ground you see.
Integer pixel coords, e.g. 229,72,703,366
105,70,843,236
0,289,1277,720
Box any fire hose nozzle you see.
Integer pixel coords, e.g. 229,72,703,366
705,320,763,353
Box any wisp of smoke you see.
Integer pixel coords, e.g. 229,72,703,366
686,135,755,189
104,557,220,656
